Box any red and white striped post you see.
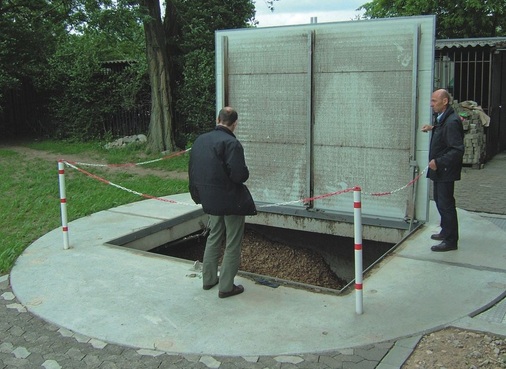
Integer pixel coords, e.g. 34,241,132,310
58,161,70,250
353,186,363,314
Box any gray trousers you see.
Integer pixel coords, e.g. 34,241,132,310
202,215,245,293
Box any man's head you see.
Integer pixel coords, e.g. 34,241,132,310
431,89,451,114
217,106,238,131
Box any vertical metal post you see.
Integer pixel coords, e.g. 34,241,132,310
354,186,363,314
306,30,315,208
58,161,70,250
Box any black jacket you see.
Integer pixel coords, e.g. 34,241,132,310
188,126,257,216
427,106,465,182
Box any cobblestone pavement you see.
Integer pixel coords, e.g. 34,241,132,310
1,152,505,369
455,151,506,214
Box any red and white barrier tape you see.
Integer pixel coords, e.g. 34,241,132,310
66,148,191,168
257,187,355,208
363,166,428,197
63,161,197,207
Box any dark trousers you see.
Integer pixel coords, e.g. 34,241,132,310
433,181,459,246
202,215,245,293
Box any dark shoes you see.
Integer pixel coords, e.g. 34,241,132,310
203,280,219,290
430,233,445,241
431,242,458,252
219,284,244,298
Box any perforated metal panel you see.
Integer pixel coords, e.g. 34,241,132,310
311,23,416,219
216,17,435,234
222,32,311,205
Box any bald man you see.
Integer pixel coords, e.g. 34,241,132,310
421,89,464,252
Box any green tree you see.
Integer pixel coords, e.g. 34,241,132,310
67,0,256,152
0,0,67,105
46,32,148,139
42,1,148,139
173,0,255,145
359,0,506,38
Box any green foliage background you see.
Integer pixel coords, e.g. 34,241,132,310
360,0,506,38
0,0,256,144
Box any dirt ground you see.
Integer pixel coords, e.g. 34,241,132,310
5,143,506,368
402,327,505,368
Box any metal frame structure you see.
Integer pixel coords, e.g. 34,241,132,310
216,16,436,243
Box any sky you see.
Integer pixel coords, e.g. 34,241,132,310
253,0,367,28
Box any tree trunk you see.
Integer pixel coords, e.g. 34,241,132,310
140,0,175,153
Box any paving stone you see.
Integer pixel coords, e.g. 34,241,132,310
3,356,30,367
182,354,202,363
342,354,367,363
0,275,9,290
305,362,335,369
342,359,377,369
136,348,164,357
6,303,26,313
83,354,103,367
118,348,141,360
21,330,42,343
273,355,304,364
58,327,74,337
354,347,389,361
65,347,86,361
73,332,91,343
337,348,355,355
12,346,30,359
43,352,69,363
42,359,62,369
319,355,345,368
0,321,13,334
0,352,12,362
257,356,280,367
49,338,72,352
199,355,221,368
0,342,14,354
220,356,258,368
241,355,259,363
97,361,120,369
100,344,124,355
297,353,319,363
26,352,46,366
98,354,123,363
89,338,108,349
217,362,242,369
8,325,26,337
1,292,15,301
43,322,60,332
274,363,299,369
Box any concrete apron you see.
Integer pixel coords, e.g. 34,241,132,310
10,193,506,356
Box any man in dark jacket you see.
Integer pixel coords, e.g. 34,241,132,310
421,89,464,252
189,107,256,298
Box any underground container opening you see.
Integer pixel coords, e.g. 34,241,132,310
148,223,395,294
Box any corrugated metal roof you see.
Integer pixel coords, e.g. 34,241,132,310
436,37,506,49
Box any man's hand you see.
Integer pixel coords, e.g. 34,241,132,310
421,124,433,132
429,159,437,170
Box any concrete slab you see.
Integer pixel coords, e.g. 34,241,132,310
9,194,506,357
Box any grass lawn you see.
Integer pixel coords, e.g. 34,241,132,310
0,140,189,274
